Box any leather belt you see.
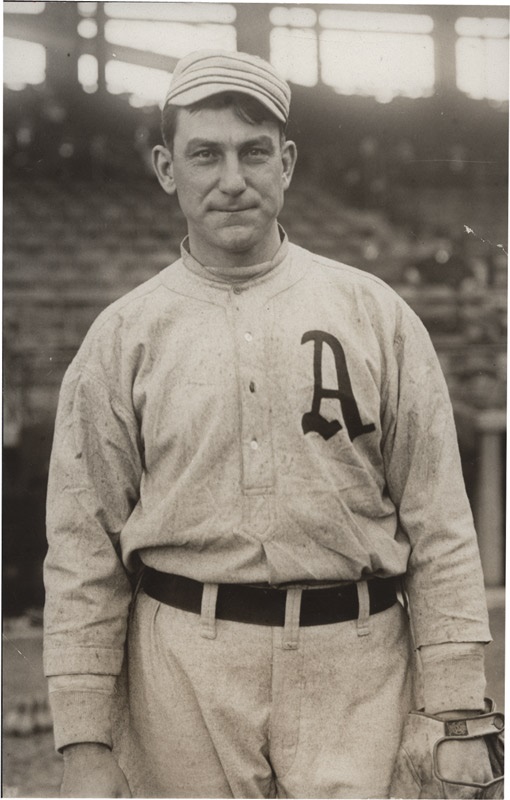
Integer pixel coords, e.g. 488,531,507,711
141,568,398,627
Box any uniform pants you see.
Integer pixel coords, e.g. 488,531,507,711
112,587,415,799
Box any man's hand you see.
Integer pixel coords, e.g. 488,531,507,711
435,737,493,799
389,709,501,799
61,742,131,798
433,710,494,799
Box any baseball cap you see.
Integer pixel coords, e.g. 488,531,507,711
164,50,291,124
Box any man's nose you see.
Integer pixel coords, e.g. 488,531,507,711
218,155,246,195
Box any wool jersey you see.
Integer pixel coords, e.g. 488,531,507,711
44,235,490,745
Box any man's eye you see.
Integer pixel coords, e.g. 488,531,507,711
245,148,268,160
194,149,215,160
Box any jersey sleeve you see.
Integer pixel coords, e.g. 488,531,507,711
43,353,143,745
380,301,491,651
47,674,117,751
418,641,487,713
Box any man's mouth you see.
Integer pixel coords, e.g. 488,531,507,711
211,206,256,213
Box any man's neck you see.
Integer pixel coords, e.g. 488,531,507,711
188,226,282,270
181,226,288,284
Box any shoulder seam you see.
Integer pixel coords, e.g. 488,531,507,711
310,254,394,291
88,274,167,337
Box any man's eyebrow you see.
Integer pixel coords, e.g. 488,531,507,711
242,136,275,151
184,135,276,155
185,138,219,154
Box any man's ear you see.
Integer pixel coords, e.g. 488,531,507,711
152,145,177,195
281,140,297,191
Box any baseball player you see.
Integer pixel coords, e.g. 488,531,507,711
44,50,499,798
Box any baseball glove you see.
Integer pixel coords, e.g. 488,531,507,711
389,699,504,799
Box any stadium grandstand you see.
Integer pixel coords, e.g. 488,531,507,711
3,2,508,616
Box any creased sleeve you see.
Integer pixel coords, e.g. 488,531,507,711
381,302,491,652
43,352,143,745
48,674,117,751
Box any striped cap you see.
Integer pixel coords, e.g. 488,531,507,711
164,50,291,124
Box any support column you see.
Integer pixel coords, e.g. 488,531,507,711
95,3,107,97
42,3,81,99
430,7,458,96
235,4,272,61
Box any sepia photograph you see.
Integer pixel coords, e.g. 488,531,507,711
3,2,507,797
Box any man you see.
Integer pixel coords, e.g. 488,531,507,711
44,50,495,798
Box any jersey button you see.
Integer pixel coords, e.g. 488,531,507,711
250,439,259,450
233,287,242,295
244,332,253,342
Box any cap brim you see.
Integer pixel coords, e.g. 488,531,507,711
166,82,287,124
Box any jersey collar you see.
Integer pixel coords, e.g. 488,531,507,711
181,226,289,285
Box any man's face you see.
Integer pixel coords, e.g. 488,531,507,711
153,104,297,267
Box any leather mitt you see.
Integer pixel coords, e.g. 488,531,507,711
389,700,504,799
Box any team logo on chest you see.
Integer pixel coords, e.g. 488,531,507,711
301,330,376,441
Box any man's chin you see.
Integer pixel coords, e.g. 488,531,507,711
214,227,259,254
188,218,278,264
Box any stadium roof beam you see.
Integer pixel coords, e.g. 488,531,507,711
300,4,509,18
5,4,81,97
102,45,179,75
4,13,75,49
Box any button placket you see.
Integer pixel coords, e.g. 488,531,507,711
231,289,274,492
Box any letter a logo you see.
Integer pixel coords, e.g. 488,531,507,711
301,330,376,441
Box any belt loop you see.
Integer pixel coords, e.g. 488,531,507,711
128,564,146,628
200,583,218,639
356,581,370,637
398,576,410,618
282,588,302,650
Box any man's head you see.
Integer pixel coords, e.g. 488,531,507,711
161,91,287,155
161,49,291,148
152,50,297,268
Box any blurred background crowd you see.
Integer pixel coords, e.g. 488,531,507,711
2,3,508,794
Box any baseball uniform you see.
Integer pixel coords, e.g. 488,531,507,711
44,234,491,796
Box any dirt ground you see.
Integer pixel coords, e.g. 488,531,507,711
2,592,505,798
